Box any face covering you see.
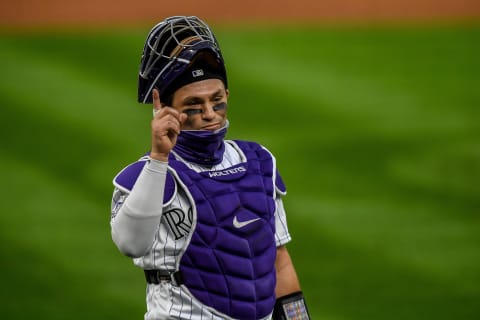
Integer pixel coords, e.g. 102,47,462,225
173,121,229,166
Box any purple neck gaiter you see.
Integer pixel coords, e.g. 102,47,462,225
173,122,228,166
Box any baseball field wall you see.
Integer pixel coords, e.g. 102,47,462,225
1,0,480,28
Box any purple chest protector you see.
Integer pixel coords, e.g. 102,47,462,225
169,140,277,319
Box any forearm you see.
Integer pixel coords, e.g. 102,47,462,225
275,246,301,297
111,158,168,257
274,246,310,319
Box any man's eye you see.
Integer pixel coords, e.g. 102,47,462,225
183,109,202,116
213,102,227,112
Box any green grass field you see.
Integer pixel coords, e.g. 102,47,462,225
1,24,479,319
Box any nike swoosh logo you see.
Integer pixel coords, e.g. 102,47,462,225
233,216,261,228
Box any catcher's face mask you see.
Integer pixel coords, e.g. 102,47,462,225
138,16,227,104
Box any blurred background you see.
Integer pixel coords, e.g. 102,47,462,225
1,1,479,319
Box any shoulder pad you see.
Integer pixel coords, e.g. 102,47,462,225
113,160,147,192
113,159,177,204
233,140,287,195
231,139,261,152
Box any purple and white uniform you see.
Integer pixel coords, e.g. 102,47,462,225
111,140,291,320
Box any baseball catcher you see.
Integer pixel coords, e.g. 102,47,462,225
110,16,310,319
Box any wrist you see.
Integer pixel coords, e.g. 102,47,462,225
149,151,169,162
273,291,310,320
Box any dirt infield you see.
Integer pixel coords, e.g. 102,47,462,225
1,0,479,28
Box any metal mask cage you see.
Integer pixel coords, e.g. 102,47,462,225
138,16,226,104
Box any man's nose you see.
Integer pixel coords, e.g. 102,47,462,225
202,104,216,120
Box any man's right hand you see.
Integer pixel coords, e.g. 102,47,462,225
150,89,187,162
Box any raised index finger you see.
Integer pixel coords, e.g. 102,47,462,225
152,88,162,114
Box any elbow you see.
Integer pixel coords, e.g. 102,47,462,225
119,244,150,259
112,230,152,258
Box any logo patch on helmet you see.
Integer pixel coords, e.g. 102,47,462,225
192,69,204,77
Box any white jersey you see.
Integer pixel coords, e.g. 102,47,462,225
111,141,291,320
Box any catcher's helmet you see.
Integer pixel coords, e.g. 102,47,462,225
138,16,227,104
